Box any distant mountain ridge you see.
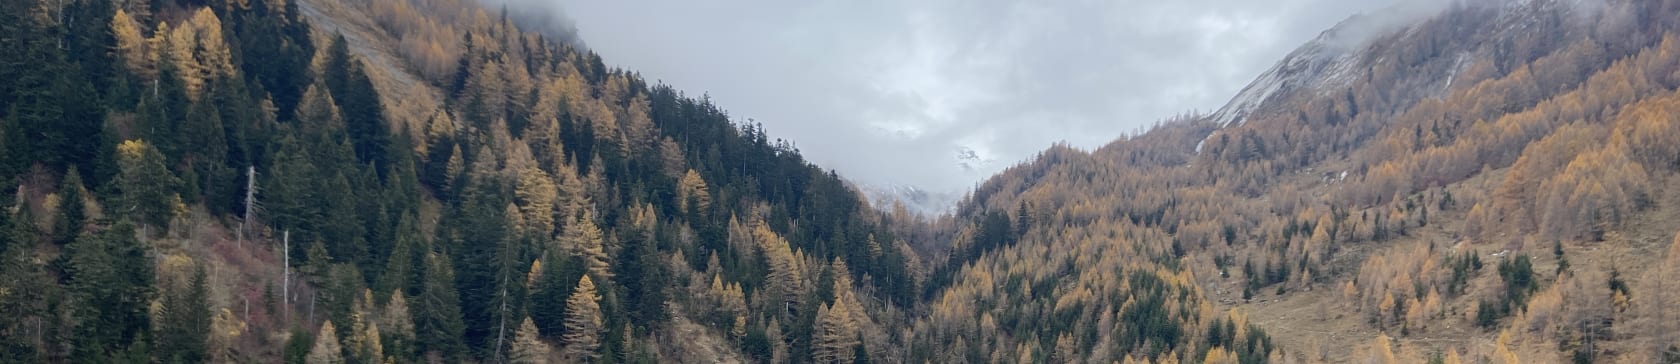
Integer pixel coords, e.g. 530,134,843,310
856,182,960,216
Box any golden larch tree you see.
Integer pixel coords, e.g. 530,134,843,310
510,316,552,364
380,291,414,359
658,137,686,179
1205,347,1238,364
677,169,711,214
112,10,152,80
1367,333,1398,364
306,321,345,364
562,209,611,280
1493,330,1521,364
756,224,806,313
813,302,860,363
562,275,603,361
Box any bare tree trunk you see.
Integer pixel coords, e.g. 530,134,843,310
283,230,291,327
494,285,508,363
1660,266,1668,360
1655,253,1674,361
240,166,256,248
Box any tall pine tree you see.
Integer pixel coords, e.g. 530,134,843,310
531,252,585,339
54,168,88,245
114,140,179,232
155,265,212,363
0,208,54,362
414,252,466,361
66,221,155,361
322,34,391,173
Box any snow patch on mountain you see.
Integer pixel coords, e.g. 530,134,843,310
858,183,961,216
1208,18,1368,127
1209,1,1464,128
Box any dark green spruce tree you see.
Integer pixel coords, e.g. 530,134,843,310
155,266,212,363
322,34,392,173
114,139,179,233
180,96,233,215
415,251,467,361
376,215,424,300
531,252,585,339
1,1,70,175
66,221,155,361
0,207,57,362
615,218,666,330
55,168,88,245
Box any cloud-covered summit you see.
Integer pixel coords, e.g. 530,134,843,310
541,0,1412,194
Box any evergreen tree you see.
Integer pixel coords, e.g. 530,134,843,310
0,199,20,257
446,179,518,357
376,215,422,298
490,210,534,363
319,173,367,272
356,168,392,279
531,252,585,338
615,207,667,330
54,168,88,245
181,98,233,212
283,330,315,364
852,342,870,364
322,34,391,172
266,133,322,247
235,0,313,120
380,134,423,220
414,252,466,361
0,216,54,362
156,265,212,363
322,264,367,344
142,61,193,161
206,76,265,214
115,140,179,232
66,221,155,361
62,0,119,92
0,0,69,174
53,64,106,175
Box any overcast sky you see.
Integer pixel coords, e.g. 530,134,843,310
550,0,1398,193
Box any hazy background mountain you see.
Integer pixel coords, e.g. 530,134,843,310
538,0,1423,198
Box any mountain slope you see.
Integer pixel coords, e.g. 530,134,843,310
0,0,923,362
8,0,1680,362
917,0,1680,362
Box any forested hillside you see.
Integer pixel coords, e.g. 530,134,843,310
917,0,1680,363
0,0,918,362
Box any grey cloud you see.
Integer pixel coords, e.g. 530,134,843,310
476,0,582,44
542,0,1409,193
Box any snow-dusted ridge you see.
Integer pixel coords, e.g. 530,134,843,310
856,182,961,217
1208,15,1377,128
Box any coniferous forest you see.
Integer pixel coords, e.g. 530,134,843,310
0,0,914,361
6,0,1680,363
